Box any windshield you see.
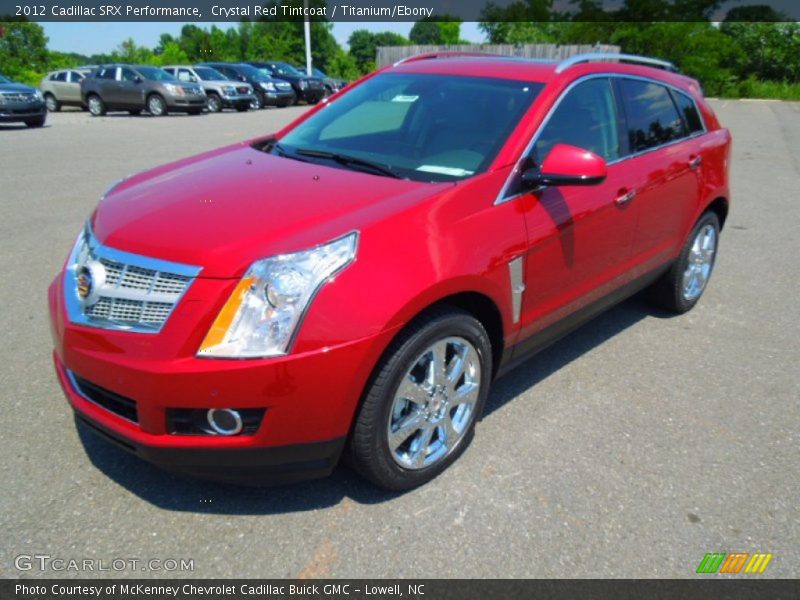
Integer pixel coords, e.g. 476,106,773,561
276,73,543,182
237,64,271,81
194,67,225,81
312,68,327,79
137,67,177,82
0,75,10,84
272,62,303,77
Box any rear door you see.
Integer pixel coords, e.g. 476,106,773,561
66,71,84,103
513,77,639,343
116,67,142,107
613,77,703,275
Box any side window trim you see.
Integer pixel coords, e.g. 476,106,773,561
495,72,709,205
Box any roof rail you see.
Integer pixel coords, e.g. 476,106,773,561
556,53,678,74
393,51,499,67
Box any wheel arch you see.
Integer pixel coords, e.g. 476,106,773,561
705,196,729,230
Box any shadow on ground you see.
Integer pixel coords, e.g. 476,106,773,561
77,293,673,515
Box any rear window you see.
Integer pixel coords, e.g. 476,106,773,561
619,79,684,153
673,91,705,135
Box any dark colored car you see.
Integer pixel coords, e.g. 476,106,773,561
0,74,47,128
50,52,731,490
200,63,294,110
247,61,325,104
297,66,347,96
81,65,206,117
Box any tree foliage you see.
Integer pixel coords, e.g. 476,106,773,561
409,18,462,45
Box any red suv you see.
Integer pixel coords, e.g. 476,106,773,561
49,53,731,490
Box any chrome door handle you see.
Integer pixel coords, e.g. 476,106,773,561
615,190,637,206
689,155,703,170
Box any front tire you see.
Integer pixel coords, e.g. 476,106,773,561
206,93,223,113
349,306,492,491
250,91,264,110
649,212,720,313
147,94,167,116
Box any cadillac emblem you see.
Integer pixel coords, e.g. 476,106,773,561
75,260,105,307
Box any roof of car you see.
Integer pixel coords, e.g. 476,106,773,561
388,53,692,88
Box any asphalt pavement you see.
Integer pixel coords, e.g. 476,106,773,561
0,100,797,578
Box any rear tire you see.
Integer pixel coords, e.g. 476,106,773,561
25,117,46,128
147,94,167,116
649,212,720,313
86,94,105,116
44,93,60,112
349,306,492,491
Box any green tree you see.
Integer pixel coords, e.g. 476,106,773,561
0,21,49,83
348,30,408,73
720,21,800,83
409,18,462,45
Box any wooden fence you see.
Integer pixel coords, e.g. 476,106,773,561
376,44,620,68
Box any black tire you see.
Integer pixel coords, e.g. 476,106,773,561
147,93,167,116
128,109,141,116
44,93,60,112
206,93,223,113
250,91,264,110
86,94,105,116
649,211,721,313
25,117,46,128
348,306,493,491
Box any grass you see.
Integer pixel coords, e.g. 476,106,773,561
726,79,800,102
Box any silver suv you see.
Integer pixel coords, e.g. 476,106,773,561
163,65,254,113
39,68,93,111
81,65,206,117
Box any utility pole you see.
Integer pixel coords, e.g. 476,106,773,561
303,0,312,76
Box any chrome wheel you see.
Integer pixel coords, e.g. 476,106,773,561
207,94,222,113
45,94,59,112
148,95,165,116
87,96,103,116
682,224,717,301
387,336,481,470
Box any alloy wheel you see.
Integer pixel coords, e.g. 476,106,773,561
387,336,481,470
682,223,717,301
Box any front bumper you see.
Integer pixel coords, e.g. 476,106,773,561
166,97,207,110
263,90,296,107
0,102,46,122
49,274,396,484
221,93,253,109
299,88,325,103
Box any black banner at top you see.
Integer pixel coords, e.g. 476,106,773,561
1,0,800,22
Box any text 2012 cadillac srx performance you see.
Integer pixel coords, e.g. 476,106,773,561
49,53,731,490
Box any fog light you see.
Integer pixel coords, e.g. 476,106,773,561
206,408,243,436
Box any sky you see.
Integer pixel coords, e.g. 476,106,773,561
41,22,486,56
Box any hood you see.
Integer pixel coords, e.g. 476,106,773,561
209,79,249,88
92,143,447,278
0,82,36,93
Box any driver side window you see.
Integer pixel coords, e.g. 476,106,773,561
534,78,621,163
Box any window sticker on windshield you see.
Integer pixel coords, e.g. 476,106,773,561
416,165,475,177
391,95,419,103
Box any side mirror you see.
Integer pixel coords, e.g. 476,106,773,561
521,144,607,189
134,75,142,84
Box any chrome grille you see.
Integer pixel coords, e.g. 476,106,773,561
1,92,38,103
64,225,201,333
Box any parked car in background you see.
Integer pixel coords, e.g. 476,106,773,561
200,63,294,110
0,74,47,127
247,61,325,104
163,65,254,113
296,66,347,96
81,65,206,117
40,69,88,112
50,52,731,490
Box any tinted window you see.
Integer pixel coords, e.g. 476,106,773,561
673,91,704,134
69,71,84,82
278,73,542,182
97,68,116,80
137,67,176,82
54,72,68,82
194,67,225,81
619,79,684,153
535,78,621,162
120,68,138,82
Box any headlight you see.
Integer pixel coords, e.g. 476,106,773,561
34,89,44,101
0,94,7,106
164,83,184,96
260,81,276,92
198,232,358,358
222,86,236,95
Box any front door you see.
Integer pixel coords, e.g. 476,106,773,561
512,77,639,346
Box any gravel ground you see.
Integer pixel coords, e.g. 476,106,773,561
0,100,798,578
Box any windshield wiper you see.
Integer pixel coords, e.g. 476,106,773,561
295,148,402,179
